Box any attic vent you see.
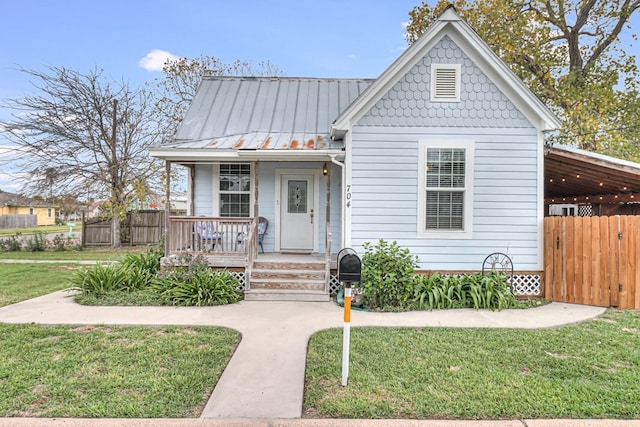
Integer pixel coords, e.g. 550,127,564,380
431,64,461,102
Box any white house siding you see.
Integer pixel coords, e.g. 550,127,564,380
194,161,342,253
350,35,540,271
193,164,214,216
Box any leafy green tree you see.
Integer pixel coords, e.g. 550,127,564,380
406,0,640,157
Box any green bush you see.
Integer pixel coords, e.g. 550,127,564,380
25,231,46,252
0,235,22,252
152,270,242,306
412,272,518,310
358,239,519,311
152,256,242,306
359,239,419,309
71,263,134,296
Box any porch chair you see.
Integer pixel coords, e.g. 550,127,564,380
258,216,268,253
196,220,222,252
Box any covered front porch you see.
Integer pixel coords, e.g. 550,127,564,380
163,212,340,301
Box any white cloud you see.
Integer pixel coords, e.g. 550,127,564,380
401,21,409,29
347,54,357,60
138,49,179,72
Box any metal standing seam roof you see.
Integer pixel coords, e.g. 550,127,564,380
162,77,374,151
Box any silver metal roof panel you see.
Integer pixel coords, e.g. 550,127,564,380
165,77,374,151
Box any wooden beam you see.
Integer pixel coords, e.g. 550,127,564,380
165,160,171,256
545,192,640,205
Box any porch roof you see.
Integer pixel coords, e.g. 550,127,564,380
545,144,640,204
152,77,373,159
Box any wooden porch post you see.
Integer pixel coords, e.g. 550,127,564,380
164,160,171,256
188,164,195,216
325,161,331,293
254,161,259,220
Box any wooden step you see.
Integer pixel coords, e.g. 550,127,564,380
252,261,324,270
251,268,325,281
244,289,330,302
250,279,325,291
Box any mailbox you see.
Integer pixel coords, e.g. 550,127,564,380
337,248,361,283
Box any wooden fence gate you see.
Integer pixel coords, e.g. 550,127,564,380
544,215,640,309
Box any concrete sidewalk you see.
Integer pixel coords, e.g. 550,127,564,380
0,291,615,425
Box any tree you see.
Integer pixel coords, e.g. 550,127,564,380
1,66,163,247
153,55,282,138
406,0,640,157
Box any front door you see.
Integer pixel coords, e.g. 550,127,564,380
280,174,314,252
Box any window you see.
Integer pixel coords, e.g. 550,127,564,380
418,140,474,238
431,64,461,102
219,163,251,217
47,208,52,218
29,207,34,215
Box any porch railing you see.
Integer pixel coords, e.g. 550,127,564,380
167,216,257,257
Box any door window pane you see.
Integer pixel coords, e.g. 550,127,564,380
288,180,307,213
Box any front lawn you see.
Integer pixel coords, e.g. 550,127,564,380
0,323,240,417
305,309,640,419
0,263,79,307
0,246,147,261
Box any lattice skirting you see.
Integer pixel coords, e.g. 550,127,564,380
233,272,247,291
328,273,542,297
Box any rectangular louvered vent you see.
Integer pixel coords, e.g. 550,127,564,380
431,64,461,102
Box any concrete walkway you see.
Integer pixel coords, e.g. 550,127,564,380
0,291,621,425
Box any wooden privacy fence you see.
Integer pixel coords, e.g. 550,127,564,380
0,214,37,229
544,215,640,309
83,210,165,246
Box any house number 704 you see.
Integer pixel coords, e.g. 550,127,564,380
346,185,352,208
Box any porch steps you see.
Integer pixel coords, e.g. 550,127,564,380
245,258,329,302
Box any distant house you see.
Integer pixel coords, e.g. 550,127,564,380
150,7,561,300
0,190,57,226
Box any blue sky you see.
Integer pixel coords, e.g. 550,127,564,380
0,0,638,193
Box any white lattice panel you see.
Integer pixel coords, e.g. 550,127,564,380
511,274,541,296
233,272,246,291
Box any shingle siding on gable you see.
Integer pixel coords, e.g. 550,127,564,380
359,36,531,128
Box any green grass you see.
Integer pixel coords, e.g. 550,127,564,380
0,263,79,307
0,323,240,417
305,309,640,419
0,224,80,236
0,246,147,261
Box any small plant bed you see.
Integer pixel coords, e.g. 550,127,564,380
0,323,240,417
304,309,640,419
0,263,81,307
357,239,525,311
72,250,243,307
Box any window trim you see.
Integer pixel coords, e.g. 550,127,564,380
430,63,461,102
217,162,253,218
418,139,474,239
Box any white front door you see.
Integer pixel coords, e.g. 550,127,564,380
280,174,314,252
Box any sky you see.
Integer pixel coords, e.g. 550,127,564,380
0,0,638,194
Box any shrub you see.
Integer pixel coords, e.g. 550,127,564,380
0,235,22,252
71,263,134,296
359,239,419,309
51,234,67,251
152,257,242,306
25,231,46,252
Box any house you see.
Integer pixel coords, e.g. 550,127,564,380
149,7,561,300
0,190,57,226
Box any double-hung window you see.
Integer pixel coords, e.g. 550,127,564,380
418,140,474,238
219,163,251,217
